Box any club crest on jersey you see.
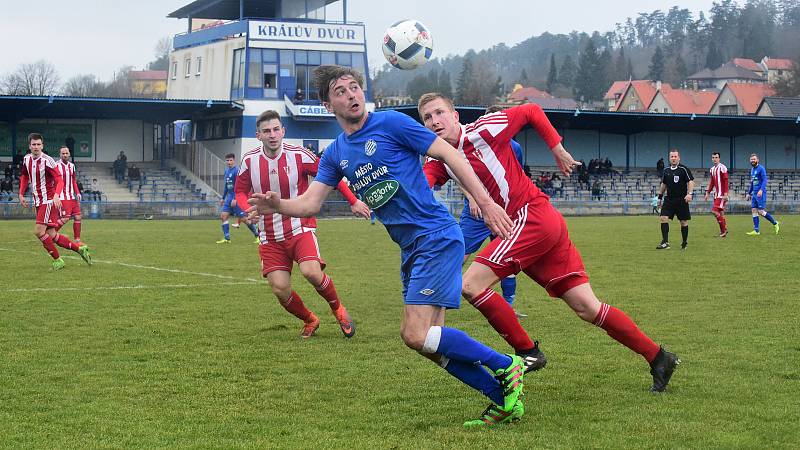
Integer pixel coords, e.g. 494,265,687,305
673,175,680,183
340,160,349,169
365,139,377,156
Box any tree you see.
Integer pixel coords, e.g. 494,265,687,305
739,0,777,60
558,54,577,89
648,46,665,80
546,54,558,92
664,54,688,86
706,43,724,70
456,51,475,104
519,68,529,85
0,60,60,96
439,70,454,98
148,36,173,71
102,66,135,98
62,74,104,97
406,73,433,102
575,40,605,101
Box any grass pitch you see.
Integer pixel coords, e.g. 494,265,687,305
1,215,798,449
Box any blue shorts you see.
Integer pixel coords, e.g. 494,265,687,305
460,211,492,255
221,195,246,217
751,192,767,209
400,224,464,309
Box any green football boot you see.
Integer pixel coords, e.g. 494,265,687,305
52,257,65,271
495,354,525,412
463,400,524,428
774,222,780,235
77,245,92,265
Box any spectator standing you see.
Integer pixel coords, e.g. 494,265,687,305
656,157,665,179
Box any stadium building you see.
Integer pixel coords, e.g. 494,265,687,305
165,0,374,159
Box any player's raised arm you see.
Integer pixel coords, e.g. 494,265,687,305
248,180,333,218
426,137,513,238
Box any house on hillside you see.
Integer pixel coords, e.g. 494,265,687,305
756,97,800,118
648,88,717,114
129,70,168,98
506,85,577,110
687,62,765,90
760,57,795,84
603,81,630,110
612,80,667,112
731,58,766,77
708,82,775,115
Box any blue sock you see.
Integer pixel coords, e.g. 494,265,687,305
764,212,777,225
500,276,516,305
246,222,258,236
222,221,230,240
753,215,759,232
440,357,503,405
435,327,511,372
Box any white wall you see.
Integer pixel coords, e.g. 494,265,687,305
167,37,245,101
18,118,148,163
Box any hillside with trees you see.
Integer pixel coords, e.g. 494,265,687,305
373,0,800,105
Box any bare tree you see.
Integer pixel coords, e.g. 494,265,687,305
62,74,104,97
148,36,173,71
0,60,60,95
101,66,135,97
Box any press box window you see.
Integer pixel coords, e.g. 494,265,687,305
185,58,192,77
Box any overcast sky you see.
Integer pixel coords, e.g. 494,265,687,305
0,0,717,82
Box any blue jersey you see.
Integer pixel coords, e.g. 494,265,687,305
316,111,456,249
749,164,767,194
222,166,237,199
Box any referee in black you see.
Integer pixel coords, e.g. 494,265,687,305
657,149,695,249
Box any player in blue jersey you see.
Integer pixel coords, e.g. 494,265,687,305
217,153,259,244
746,153,780,236
247,65,526,427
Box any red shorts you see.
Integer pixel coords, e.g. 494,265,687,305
60,199,81,218
712,198,727,212
259,231,326,276
475,199,589,298
35,203,66,228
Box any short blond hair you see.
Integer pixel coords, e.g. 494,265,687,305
417,92,455,116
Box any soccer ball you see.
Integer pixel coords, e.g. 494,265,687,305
382,20,433,70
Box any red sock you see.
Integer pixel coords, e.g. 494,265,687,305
73,220,81,241
315,274,341,312
720,215,727,233
39,234,60,259
470,289,535,352
593,303,660,362
54,234,80,252
282,291,314,322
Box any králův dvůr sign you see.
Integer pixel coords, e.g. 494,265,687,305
249,21,364,44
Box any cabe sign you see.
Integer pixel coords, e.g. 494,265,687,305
249,21,364,44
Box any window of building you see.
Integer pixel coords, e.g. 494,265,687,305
171,61,177,79
213,120,223,138
321,51,336,65
185,58,192,77
248,49,262,88
205,121,213,138
336,52,352,66
263,64,277,97
719,105,738,115
231,48,245,99
196,57,202,76
227,118,237,137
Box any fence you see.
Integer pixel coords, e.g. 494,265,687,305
173,142,227,196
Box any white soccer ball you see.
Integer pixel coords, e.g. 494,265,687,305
382,20,433,70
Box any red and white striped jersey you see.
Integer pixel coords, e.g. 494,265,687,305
20,153,63,207
56,160,80,201
235,143,321,243
707,163,729,199
423,104,562,218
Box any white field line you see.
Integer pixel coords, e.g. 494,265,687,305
0,247,264,284
7,282,259,293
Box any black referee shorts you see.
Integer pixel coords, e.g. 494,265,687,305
660,198,691,220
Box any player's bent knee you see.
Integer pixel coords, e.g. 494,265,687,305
400,328,425,351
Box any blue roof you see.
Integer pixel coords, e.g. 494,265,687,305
0,96,242,123
168,0,339,20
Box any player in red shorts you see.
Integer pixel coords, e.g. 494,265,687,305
236,110,371,338
55,145,84,242
419,93,679,392
704,151,729,237
18,133,91,270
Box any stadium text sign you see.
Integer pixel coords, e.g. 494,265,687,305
249,21,364,44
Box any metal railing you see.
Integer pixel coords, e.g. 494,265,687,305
173,142,226,196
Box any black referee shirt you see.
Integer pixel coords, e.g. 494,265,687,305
662,164,694,200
